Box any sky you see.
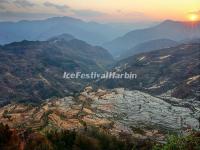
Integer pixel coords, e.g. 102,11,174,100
0,0,199,22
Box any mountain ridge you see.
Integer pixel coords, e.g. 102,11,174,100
0,34,114,104
0,16,114,45
103,20,200,58
120,38,178,59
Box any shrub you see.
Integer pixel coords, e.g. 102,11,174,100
153,132,200,150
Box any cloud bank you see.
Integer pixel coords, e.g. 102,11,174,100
13,0,36,8
43,2,69,12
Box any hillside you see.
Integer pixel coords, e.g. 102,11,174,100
103,20,200,58
99,43,200,99
0,35,114,104
120,39,178,59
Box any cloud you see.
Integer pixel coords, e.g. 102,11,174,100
0,5,6,10
0,0,10,4
43,2,69,12
0,1,106,21
0,0,10,10
0,5,6,9
43,1,105,17
72,9,106,17
0,10,59,21
13,0,36,8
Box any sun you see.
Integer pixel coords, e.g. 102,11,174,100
188,14,199,22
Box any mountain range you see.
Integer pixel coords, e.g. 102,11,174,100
0,16,116,45
103,20,200,58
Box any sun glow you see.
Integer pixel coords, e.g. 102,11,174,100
188,14,199,22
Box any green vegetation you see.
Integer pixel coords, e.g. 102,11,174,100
153,133,200,150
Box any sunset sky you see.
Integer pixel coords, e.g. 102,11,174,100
0,0,199,22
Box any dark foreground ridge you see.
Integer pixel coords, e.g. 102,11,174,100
0,123,200,150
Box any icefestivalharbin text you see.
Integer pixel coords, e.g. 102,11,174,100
63,72,137,79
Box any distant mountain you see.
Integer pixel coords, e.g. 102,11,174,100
120,39,178,59
0,16,124,45
99,43,200,99
181,38,200,44
48,33,75,42
0,34,114,104
103,20,200,58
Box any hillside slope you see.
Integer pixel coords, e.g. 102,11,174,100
120,39,178,59
0,35,114,104
99,43,200,99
